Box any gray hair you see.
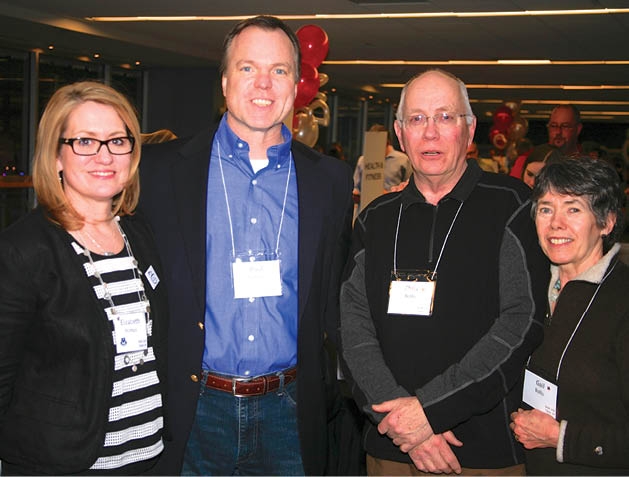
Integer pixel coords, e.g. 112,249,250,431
395,69,474,125
531,155,625,253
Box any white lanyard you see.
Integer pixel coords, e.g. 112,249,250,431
78,218,152,361
80,217,149,315
392,201,464,279
554,261,617,381
217,140,291,259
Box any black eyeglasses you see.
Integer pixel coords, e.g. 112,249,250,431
59,136,135,156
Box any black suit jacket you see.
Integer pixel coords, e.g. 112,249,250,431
138,124,353,475
0,208,169,474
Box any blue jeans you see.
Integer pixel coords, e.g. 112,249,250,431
181,374,304,476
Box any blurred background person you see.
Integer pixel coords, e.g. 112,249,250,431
0,81,168,475
509,137,534,179
467,140,500,173
547,105,582,156
581,140,605,161
511,155,629,475
521,144,561,189
352,123,411,199
328,141,347,162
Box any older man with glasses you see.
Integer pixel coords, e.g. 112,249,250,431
340,69,549,475
547,104,583,156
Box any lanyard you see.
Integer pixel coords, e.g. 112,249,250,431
392,201,464,280
79,217,150,316
217,140,292,259
554,261,617,381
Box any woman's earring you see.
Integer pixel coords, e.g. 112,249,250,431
58,171,63,184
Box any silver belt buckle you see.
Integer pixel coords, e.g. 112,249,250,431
232,375,253,397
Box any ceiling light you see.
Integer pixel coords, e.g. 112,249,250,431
325,59,629,66
580,111,629,116
523,100,629,106
87,8,629,22
497,60,551,65
361,85,379,93
380,83,629,90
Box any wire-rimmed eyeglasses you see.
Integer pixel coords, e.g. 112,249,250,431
547,123,577,131
400,112,471,128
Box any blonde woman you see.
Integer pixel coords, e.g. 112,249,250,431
0,82,168,475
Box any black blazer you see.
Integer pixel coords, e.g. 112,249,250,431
0,208,169,474
138,125,353,475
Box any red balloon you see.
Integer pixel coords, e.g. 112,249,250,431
296,24,329,67
489,125,503,138
492,105,513,130
489,127,508,150
294,62,319,109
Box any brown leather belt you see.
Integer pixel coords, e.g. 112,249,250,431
203,367,297,397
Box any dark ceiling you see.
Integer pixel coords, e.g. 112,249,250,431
1,0,629,129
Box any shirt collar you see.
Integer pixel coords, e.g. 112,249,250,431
215,113,293,168
400,158,482,208
550,242,621,287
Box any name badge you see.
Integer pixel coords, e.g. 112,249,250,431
387,270,436,316
232,259,282,298
522,369,558,418
113,312,149,353
144,265,160,290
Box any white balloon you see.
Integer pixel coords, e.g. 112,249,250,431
292,107,319,147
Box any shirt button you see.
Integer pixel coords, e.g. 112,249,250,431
252,179,257,185
238,143,244,148
244,370,251,376
197,321,204,330
190,374,199,383
594,445,603,456
248,334,255,342
250,217,257,224
249,297,255,303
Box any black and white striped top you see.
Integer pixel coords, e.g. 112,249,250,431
71,237,164,474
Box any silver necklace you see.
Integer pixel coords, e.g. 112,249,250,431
80,221,118,256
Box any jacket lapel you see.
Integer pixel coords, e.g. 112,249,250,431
293,144,325,322
169,128,216,310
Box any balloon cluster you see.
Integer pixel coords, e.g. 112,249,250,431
292,25,330,147
488,101,529,168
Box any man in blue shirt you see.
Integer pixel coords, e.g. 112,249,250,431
139,15,353,476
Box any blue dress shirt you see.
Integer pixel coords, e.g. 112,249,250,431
202,114,299,377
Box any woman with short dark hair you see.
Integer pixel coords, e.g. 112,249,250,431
511,155,629,475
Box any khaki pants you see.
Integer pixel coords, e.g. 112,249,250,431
366,454,526,476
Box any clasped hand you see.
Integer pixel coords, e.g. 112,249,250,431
510,408,560,450
374,397,462,474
